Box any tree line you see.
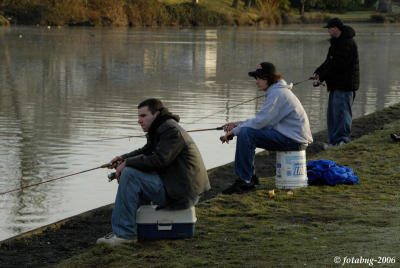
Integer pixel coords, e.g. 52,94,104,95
227,0,393,13
0,0,397,27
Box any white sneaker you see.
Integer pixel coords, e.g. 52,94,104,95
337,141,346,146
323,143,334,150
96,233,137,246
323,141,346,149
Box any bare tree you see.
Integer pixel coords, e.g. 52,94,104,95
377,0,392,13
244,0,256,8
232,0,239,9
300,0,305,16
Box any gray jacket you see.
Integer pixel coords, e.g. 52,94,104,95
233,80,313,145
121,114,210,209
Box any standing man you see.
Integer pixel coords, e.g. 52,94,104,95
97,98,210,246
313,17,359,147
221,62,313,194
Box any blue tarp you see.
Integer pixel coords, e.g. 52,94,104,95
307,159,359,185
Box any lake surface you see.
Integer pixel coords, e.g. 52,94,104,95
1,24,399,241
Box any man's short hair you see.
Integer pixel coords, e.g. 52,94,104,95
138,98,164,114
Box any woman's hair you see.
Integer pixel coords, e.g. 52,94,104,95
260,73,282,86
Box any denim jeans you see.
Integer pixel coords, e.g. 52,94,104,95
327,90,355,144
111,167,166,239
234,127,306,183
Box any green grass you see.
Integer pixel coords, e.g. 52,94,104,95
56,120,400,267
393,1,400,13
0,15,9,26
290,10,400,24
334,11,377,22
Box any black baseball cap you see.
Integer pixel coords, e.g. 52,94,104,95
323,17,344,29
248,62,276,79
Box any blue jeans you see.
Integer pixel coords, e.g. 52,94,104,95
111,167,166,239
327,90,355,144
235,127,306,183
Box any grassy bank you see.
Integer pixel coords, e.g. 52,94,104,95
0,14,10,25
1,0,399,27
55,120,400,267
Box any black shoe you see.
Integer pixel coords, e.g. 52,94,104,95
391,133,400,142
222,179,255,194
252,174,260,185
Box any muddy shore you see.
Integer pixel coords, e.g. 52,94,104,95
1,103,399,268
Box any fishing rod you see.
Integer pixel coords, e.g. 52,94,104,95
84,78,316,143
0,127,226,194
88,127,224,142
294,77,313,86
188,127,223,132
0,163,111,196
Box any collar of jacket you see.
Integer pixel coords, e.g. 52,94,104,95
330,25,355,44
147,108,180,138
266,79,290,95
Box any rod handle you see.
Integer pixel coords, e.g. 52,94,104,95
100,163,111,168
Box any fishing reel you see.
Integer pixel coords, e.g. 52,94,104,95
313,81,326,87
108,172,116,182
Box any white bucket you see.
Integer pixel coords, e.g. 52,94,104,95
275,150,308,189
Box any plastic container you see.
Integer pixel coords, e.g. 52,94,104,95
275,150,308,189
136,205,196,240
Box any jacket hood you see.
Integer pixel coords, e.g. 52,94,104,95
329,25,355,44
268,79,292,92
340,25,356,39
147,107,180,137
159,107,180,122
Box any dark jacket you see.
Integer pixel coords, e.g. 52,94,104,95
315,25,360,91
121,108,210,209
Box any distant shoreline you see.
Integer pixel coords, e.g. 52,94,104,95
1,13,397,27
0,1,398,28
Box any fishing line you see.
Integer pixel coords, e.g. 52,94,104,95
0,79,314,194
0,163,110,196
87,134,145,142
192,77,313,124
85,78,313,143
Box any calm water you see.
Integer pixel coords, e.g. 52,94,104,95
1,24,399,241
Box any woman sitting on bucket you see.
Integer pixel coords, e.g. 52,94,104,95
220,62,313,194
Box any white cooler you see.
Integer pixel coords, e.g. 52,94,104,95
136,205,197,240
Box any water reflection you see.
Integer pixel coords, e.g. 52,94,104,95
1,25,400,240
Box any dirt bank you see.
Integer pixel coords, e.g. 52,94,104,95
1,103,400,268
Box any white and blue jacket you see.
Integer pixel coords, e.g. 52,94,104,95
233,80,313,145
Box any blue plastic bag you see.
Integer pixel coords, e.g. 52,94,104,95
307,159,359,185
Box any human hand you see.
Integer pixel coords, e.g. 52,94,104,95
220,131,234,144
109,156,123,169
222,122,239,132
115,161,126,182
